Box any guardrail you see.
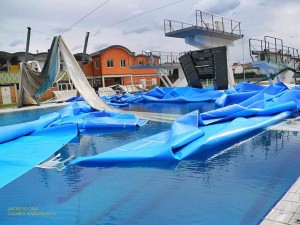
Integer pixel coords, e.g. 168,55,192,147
164,10,242,36
249,37,299,63
140,51,185,65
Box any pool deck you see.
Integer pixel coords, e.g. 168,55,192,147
0,102,70,114
260,177,300,225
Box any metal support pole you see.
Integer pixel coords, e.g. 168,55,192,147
81,31,90,69
77,31,90,97
18,27,31,108
24,27,31,63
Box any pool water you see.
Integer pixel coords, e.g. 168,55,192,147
0,105,65,126
0,102,299,225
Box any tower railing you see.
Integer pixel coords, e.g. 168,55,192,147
249,36,299,65
195,10,241,36
141,51,185,66
164,19,194,34
164,10,242,37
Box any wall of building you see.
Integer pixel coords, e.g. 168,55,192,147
90,45,160,88
0,85,17,104
0,45,162,104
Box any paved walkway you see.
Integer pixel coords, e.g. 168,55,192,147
0,102,69,114
260,177,300,225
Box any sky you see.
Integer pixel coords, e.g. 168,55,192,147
1,0,300,63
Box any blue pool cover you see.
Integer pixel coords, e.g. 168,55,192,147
1,82,300,181
0,124,78,188
72,82,300,166
0,101,147,144
106,86,224,104
0,102,147,188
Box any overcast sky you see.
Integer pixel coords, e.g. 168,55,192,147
1,0,300,63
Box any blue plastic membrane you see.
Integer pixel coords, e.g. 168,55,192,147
0,112,60,143
0,102,147,144
0,122,299,225
72,82,300,166
0,82,300,224
1,82,300,186
72,111,292,166
106,86,224,104
0,101,148,188
0,124,78,188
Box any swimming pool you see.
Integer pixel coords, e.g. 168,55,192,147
0,102,299,225
0,105,65,126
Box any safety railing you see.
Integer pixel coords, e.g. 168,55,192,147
164,10,242,37
164,19,194,34
249,36,299,64
140,51,185,66
195,10,241,36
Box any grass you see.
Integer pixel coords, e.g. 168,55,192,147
0,103,18,109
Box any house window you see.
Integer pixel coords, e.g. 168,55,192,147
139,61,144,65
107,59,114,68
120,59,126,68
95,59,100,69
152,77,157,86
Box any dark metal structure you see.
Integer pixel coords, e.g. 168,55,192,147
179,46,228,90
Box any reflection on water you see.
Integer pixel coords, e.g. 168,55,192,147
0,128,299,225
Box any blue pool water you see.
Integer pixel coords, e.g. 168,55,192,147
0,105,65,126
0,102,299,225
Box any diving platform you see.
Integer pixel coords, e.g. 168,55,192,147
164,10,243,49
164,10,243,89
249,36,300,85
249,36,299,63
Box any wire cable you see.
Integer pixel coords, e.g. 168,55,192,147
95,0,184,34
31,29,54,37
60,0,110,35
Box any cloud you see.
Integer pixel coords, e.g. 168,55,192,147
194,0,241,15
122,26,152,35
258,2,267,6
92,43,109,52
72,45,83,52
52,27,71,35
9,40,23,47
1,0,300,64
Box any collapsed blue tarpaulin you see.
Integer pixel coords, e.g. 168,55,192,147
0,102,147,145
71,110,293,167
71,82,300,167
215,82,289,107
195,83,299,125
101,95,131,108
51,110,147,129
50,101,147,128
66,96,84,102
0,112,60,144
107,86,224,104
0,101,147,188
0,124,78,189
215,82,265,107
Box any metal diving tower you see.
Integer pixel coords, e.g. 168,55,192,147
164,10,243,89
